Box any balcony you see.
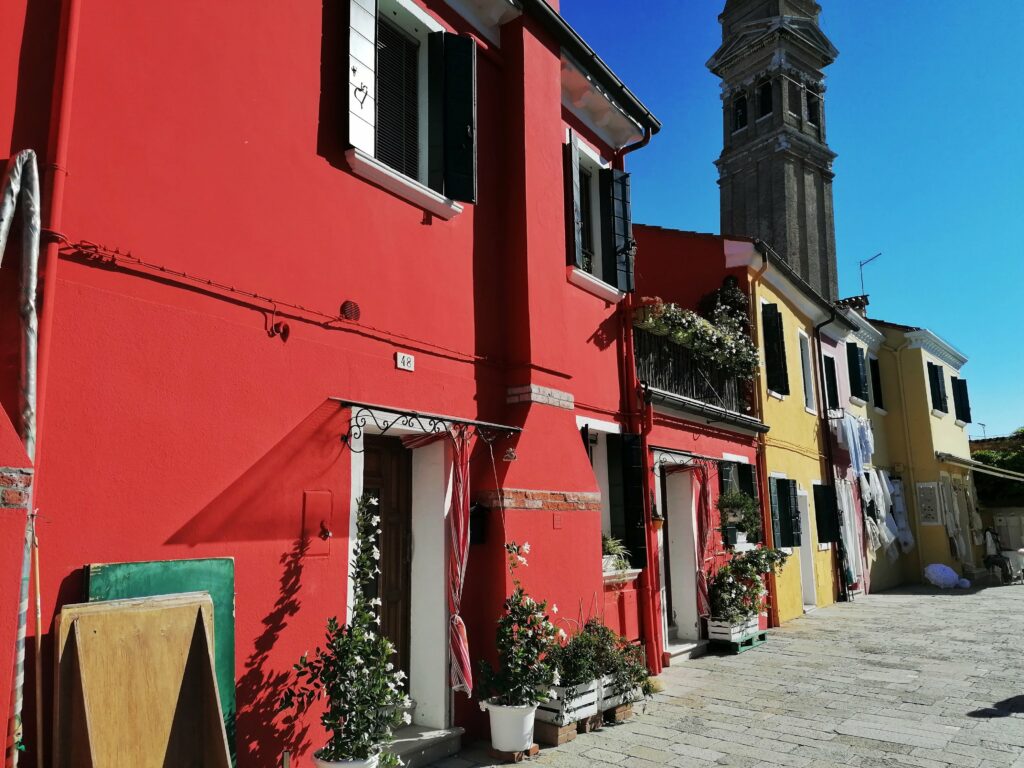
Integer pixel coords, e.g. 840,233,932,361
633,328,765,431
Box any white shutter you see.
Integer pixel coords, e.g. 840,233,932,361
349,0,377,155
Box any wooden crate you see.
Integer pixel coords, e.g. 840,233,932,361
536,679,600,727
707,617,759,642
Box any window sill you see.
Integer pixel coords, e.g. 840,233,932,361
849,396,867,408
805,406,817,416
874,407,888,416
817,543,831,551
602,567,642,585
931,408,947,418
756,113,772,123
345,147,463,220
567,266,624,303
768,390,786,401
731,126,748,135
955,419,967,428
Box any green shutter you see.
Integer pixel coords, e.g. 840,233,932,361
846,342,868,401
737,463,757,503
823,355,840,410
928,363,948,412
952,377,972,423
564,132,583,269
620,433,647,569
787,479,801,546
869,357,884,409
599,168,634,292
813,484,839,543
605,433,625,543
762,304,789,395
769,477,782,549
439,33,477,203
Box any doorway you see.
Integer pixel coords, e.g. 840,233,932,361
362,435,413,679
658,461,699,645
798,491,816,611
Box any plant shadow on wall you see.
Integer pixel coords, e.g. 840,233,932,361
236,538,312,763
588,311,620,351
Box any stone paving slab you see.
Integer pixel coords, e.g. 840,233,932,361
443,585,1024,768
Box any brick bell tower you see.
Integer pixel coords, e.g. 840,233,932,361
708,0,840,300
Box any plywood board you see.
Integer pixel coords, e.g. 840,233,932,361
54,592,231,768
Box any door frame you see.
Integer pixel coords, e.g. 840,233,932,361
347,409,454,730
653,451,700,645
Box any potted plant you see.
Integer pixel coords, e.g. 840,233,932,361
707,548,787,643
537,628,600,730
717,489,760,546
582,619,651,715
478,542,559,752
281,494,410,768
601,534,631,573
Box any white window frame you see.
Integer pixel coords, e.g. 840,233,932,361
798,330,815,414
576,416,620,537
575,138,609,283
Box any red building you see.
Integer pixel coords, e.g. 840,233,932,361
0,0,672,764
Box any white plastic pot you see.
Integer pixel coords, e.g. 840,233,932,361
312,753,380,768
481,699,538,752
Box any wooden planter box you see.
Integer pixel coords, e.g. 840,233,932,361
596,674,640,712
707,616,758,642
536,679,600,727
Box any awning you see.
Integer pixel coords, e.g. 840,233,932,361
935,452,1024,484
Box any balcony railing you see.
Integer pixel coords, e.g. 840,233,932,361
633,328,748,414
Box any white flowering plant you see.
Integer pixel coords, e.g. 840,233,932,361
708,548,788,624
478,542,560,707
282,493,410,766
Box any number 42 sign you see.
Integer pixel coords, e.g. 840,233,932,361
395,351,415,372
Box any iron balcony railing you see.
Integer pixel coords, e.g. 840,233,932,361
633,328,749,414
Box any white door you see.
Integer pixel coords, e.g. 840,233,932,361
660,466,699,643
798,492,816,610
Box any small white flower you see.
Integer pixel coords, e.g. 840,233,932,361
552,604,559,614
369,496,379,505
517,555,528,566
372,546,381,560
521,542,531,554
371,515,381,526
402,712,412,725
557,628,567,640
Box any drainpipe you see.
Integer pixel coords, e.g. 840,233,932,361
621,292,663,675
747,244,779,627
813,308,849,603
615,125,653,163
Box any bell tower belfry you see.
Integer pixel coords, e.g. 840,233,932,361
708,0,840,300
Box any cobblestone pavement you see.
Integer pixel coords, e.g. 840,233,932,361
447,585,1024,768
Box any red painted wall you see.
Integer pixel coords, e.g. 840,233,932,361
2,0,646,763
633,225,749,307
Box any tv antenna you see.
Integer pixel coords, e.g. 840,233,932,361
859,252,882,295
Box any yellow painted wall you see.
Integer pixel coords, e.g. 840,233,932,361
750,276,835,624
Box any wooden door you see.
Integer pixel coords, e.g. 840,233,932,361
362,436,413,679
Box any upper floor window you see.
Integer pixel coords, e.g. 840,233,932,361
798,332,815,410
733,95,748,131
807,88,821,126
564,132,635,293
787,79,803,117
846,342,869,403
823,354,840,410
869,356,884,409
346,0,478,203
927,362,948,414
951,376,972,423
761,303,789,396
757,79,773,119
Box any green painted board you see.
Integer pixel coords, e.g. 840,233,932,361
84,557,236,761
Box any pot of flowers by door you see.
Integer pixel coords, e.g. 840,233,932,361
478,542,559,753
535,626,600,744
281,494,411,768
707,548,787,653
578,620,652,722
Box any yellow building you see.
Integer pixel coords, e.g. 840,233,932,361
871,320,982,577
727,241,854,623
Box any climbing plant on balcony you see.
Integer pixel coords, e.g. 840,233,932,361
634,282,758,379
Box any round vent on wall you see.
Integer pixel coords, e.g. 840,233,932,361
340,300,361,321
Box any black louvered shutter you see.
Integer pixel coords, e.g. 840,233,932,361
430,32,477,203
769,477,782,549
787,479,801,546
737,463,758,503
563,133,583,269
376,19,420,179
952,378,972,423
621,433,647,568
762,304,789,395
813,484,838,543
870,357,884,409
579,424,591,464
929,363,948,413
599,168,634,292
846,343,868,401
823,355,839,410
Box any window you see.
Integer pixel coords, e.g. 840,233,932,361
799,333,815,410
605,433,646,568
719,461,758,546
769,477,801,548
788,80,803,117
564,132,634,292
928,362,948,413
733,95,748,131
757,79,773,119
813,484,840,544
823,355,840,411
807,88,821,126
761,303,789,395
846,342,869,402
952,377,972,423
376,18,420,179
869,357,884,409
346,0,478,202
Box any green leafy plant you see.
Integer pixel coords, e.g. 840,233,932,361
282,494,409,766
581,619,652,703
717,489,761,543
478,542,560,707
708,548,788,624
550,629,599,702
601,534,631,571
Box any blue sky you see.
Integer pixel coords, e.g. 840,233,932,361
560,1,1024,438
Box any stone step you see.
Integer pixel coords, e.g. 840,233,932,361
391,725,464,768
664,639,708,664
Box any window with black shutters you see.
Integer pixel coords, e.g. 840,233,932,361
376,18,420,180
733,95,748,131
823,355,840,410
813,484,839,544
869,357,884,409
769,477,800,548
606,434,647,569
846,342,869,402
952,377,972,423
928,362,948,413
761,303,790,395
757,79,773,118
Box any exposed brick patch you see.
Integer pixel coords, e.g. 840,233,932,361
478,488,600,512
506,384,574,410
0,468,32,508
